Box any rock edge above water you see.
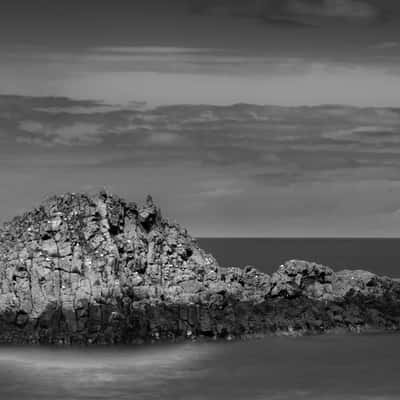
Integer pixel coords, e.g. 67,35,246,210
0,191,399,344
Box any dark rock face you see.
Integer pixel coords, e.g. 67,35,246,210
0,192,399,344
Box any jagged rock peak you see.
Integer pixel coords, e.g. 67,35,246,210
0,191,166,239
0,191,213,291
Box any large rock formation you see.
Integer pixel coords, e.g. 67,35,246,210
0,192,399,344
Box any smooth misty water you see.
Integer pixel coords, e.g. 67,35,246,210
198,238,400,277
0,334,399,399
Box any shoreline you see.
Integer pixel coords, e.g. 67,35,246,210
1,325,399,347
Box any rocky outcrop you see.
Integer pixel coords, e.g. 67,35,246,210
0,192,399,344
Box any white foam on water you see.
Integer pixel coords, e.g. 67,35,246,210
0,343,219,399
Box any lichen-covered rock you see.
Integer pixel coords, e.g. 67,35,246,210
0,192,399,344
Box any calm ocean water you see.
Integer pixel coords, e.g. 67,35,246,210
0,334,399,399
198,238,400,277
1,238,399,399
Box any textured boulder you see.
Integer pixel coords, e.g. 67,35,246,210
0,191,399,344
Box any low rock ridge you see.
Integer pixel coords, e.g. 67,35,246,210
0,191,399,344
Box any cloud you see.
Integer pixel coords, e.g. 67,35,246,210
16,135,54,147
19,120,45,134
35,105,121,114
18,120,104,146
81,46,312,77
190,0,380,24
53,122,103,144
0,95,105,110
196,177,245,199
147,132,183,145
287,0,378,19
93,46,214,54
4,45,400,107
323,125,400,143
372,41,399,49
4,95,400,187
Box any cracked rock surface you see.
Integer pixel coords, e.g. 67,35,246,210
0,192,399,344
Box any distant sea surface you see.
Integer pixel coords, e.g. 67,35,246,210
198,238,400,277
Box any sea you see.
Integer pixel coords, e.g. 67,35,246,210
198,238,400,277
1,238,399,400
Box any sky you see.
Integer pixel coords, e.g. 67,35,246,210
1,0,400,237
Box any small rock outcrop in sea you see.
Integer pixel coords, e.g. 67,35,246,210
0,192,399,344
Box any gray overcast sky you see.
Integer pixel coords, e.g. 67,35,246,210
1,1,400,236
1,1,400,106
